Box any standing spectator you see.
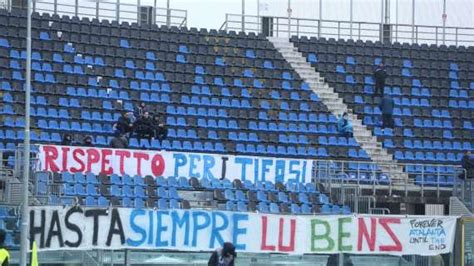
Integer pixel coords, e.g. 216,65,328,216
115,112,134,136
208,242,236,266
379,95,394,129
460,151,474,179
134,111,154,141
153,115,168,144
0,229,10,266
134,102,147,118
110,134,129,149
61,133,73,146
337,112,353,138
82,136,93,147
373,62,387,96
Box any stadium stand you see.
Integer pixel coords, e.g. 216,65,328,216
0,5,472,263
291,36,473,164
290,36,473,186
0,10,372,161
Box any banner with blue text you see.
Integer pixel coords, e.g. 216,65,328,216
37,145,313,184
29,206,457,256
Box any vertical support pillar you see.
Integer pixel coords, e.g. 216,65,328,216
75,0,79,17
318,0,322,38
349,0,353,38
96,0,99,20
19,0,32,263
442,0,447,44
166,0,170,27
124,249,131,266
136,0,140,25
385,0,390,24
380,0,384,42
116,0,121,23
395,0,398,42
153,0,157,25
411,0,415,43
287,0,291,38
257,0,260,33
241,0,245,32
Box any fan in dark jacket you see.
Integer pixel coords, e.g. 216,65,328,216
208,242,236,266
153,115,168,144
379,95,394,129
134,112,154,141
115,112,134,136
373,62,387,96
460,151,474,179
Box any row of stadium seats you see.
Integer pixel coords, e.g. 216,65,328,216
35,171,348,215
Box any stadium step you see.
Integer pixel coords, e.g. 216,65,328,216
269,37,408,181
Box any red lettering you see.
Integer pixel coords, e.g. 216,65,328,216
278,218,296,252
101,149,113,175
60,146,70,172
357,217,377,251
133,152,149,176
379,218,402,252
260,216,275,251
43,146,59,172
115,150,131,175
70,148,85,172
151,154,165,176
86,148,100,173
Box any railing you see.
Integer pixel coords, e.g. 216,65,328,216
12,144,468,208
3,0,187,28
455,179,474,213
221,13,474,46
314,159,464,200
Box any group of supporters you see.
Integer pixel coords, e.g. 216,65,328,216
60,102,168,149
112,102,168,148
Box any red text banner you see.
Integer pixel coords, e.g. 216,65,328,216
37,145,313,183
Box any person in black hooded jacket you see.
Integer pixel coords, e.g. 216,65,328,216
373,62,387,96
115,112,133,136
134,111,154,141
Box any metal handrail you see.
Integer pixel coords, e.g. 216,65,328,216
10,0,189,28
314,159,464,199
224,13,474,46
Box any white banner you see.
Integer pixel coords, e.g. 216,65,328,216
30,206,457,256
36,145,313,184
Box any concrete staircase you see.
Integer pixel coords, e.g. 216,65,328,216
449,196,472,216
269,37,407,181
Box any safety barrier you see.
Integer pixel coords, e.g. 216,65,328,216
221,13,474,46
2,0,187,28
